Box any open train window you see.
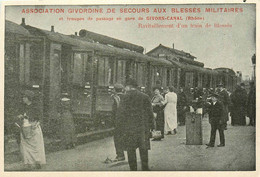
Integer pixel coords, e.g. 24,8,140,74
72,52,85,86
97,57,116,86
116,60,126,85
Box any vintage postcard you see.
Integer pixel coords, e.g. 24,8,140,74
1,0,258,176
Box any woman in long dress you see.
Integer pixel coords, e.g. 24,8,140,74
162,86,178,135
18,90,46,170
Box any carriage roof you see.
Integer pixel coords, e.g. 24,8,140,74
22,24,172,66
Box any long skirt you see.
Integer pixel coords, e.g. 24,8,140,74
164,103,177,132
155,110,165,138
20,125,46,165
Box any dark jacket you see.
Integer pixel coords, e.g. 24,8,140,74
177,92,188,108
247,87,256,118
218,89,231,107
208,101,225,125
117,89,154,151
230,87,247,116
111,92,124,128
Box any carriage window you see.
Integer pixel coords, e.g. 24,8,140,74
98,58,105,86
19,44,25,83
85,55,92,84
117,60,126,85
155,67,162,85
198,73,203,88
136,63,146,86
30,44,43,84
162,68,167,87
136,63,141,86
166,69,170,86
141,63,147,86
73,53,85,86
108,59,115,85
97,57,115,86
185,72,194,88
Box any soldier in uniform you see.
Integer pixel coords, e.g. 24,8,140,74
117,78,154,171
206,93,225,147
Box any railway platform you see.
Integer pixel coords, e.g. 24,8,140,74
4,116,256,171
4,127,114,164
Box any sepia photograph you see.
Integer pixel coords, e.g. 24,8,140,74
2,1,257,172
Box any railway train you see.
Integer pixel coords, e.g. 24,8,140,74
4,18,238,135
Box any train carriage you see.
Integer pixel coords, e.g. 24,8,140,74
5,20,45,134
71,34,173,129
4,19,238,136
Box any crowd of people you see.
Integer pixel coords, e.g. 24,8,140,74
11,78,255,171
111,79,256,170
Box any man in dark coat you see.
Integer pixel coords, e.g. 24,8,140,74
247,82,256,126
177,87,188,125
111,83,125,161
230,84,247,125
206,93,225,147
217,84,231,130
117,78,154,171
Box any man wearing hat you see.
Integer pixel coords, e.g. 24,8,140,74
117,78,154,171
111,83,125,161
217,83,231,130
177,87,188,126
206,93,225,147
